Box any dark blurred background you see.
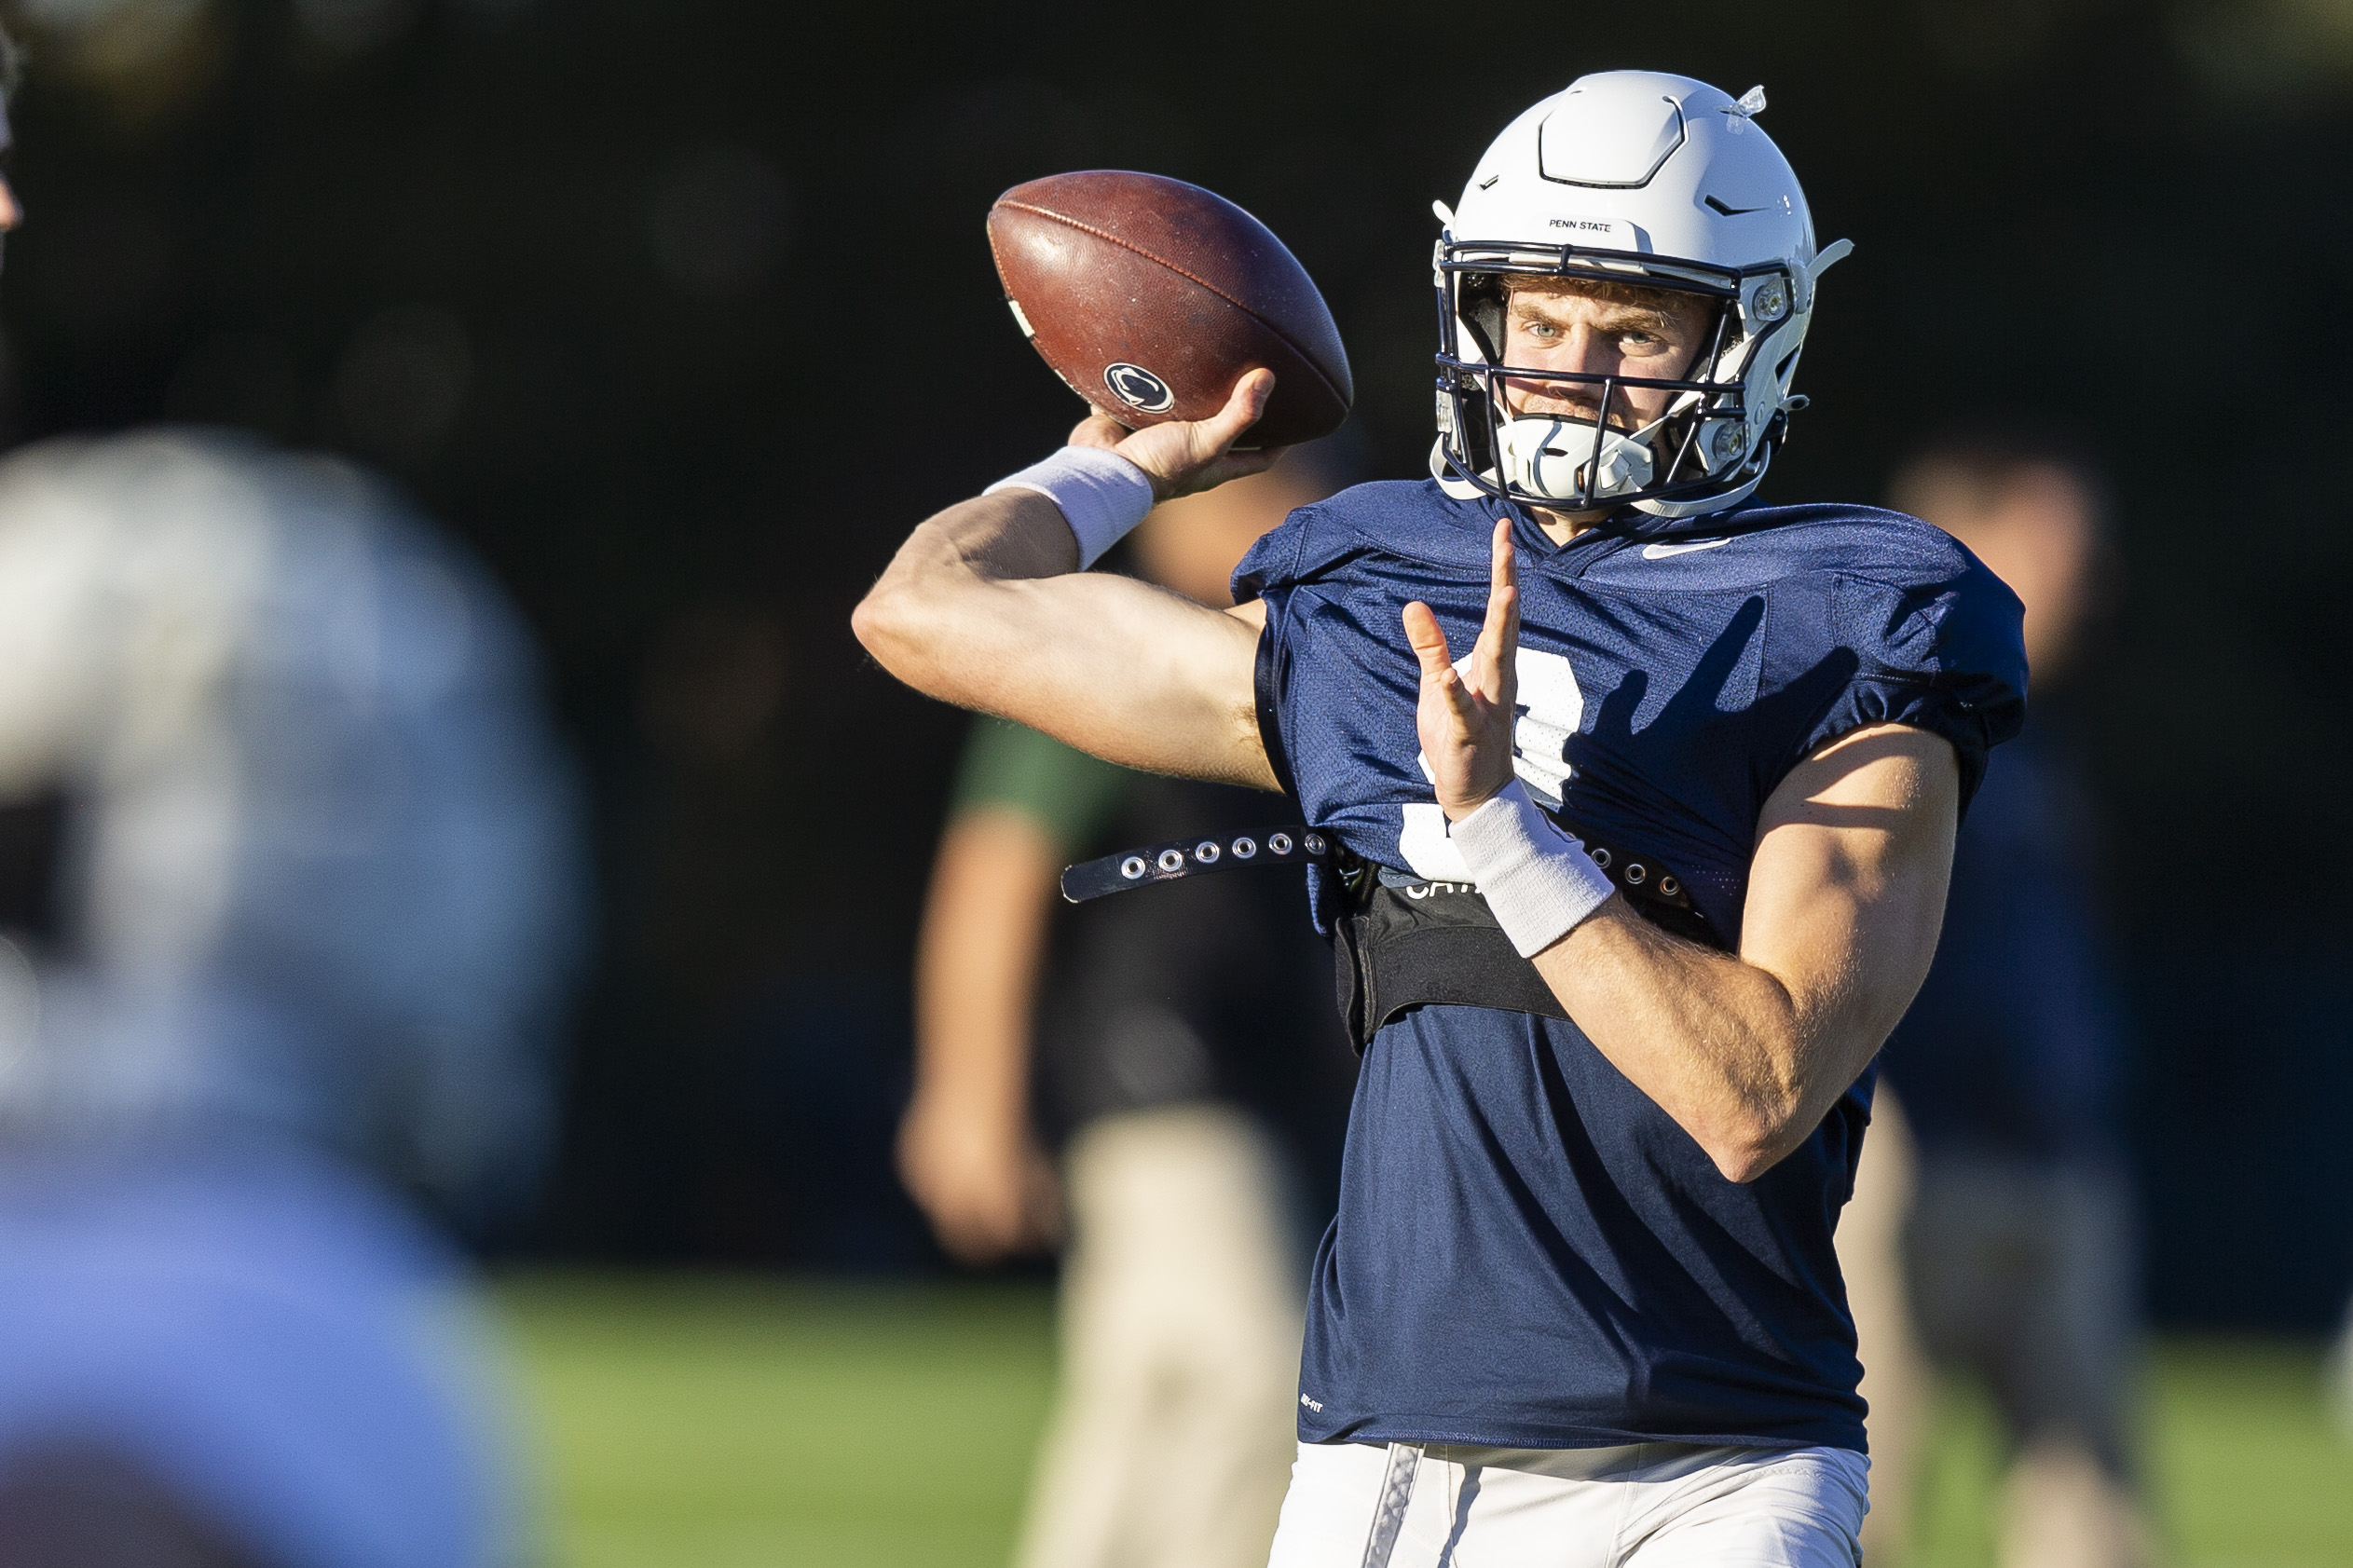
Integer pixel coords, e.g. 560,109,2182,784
1,0,2346,1325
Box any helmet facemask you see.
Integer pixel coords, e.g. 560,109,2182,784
1432,241,1812,520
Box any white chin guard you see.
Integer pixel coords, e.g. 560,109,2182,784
1498,416,1655,504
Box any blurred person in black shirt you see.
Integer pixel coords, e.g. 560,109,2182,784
1839,433,2151,1568
903,451,1356,1568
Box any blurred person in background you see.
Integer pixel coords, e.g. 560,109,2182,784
1839,432,2149,1568
903,446,1358,1568
0,428,582,1568
2332,1294,2353,1436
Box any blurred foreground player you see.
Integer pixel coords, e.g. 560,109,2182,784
859,71,2026,1563
908,453,1357,1568
1840,435,2150,1567
0,429,581,1568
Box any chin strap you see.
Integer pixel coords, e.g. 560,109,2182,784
1429,438,1487,501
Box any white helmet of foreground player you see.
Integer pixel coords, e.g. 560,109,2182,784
1431,71,1853,520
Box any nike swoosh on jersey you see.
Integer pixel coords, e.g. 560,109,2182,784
1642,538,1733,559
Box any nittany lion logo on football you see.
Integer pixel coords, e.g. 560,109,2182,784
1103,362,1176,414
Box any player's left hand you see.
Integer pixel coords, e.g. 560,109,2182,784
1405,519,1520,822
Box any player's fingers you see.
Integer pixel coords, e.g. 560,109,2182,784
1471,583,1518,700
1068,412,1130,450
1413,648,1480,722
1500,580,1521,677
1486,522,1521,702
1471,574,1517,661
1402,600,1455,678
1405,605,1486,729
1435,664,1484,726
1197,368,1276,453
1466,532,1512,687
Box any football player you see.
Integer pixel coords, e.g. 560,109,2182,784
856,71,2027,1565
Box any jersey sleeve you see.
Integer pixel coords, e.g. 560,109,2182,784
1229,500,1315,606
1790,561,2028,806
949,716,1133,860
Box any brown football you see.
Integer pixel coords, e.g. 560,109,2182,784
987,170,1353,448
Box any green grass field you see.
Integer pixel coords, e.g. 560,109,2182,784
497,1274,2353,1568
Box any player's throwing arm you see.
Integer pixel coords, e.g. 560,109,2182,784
853,372,1281,791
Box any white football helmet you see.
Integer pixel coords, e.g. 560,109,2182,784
1430,71,1853,519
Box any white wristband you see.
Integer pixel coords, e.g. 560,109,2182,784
984,446,1157,569
1448,780,1617,958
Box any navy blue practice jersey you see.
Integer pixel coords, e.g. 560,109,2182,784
1232,480,2027,1454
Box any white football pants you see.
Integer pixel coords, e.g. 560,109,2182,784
1266,1438,1867,1568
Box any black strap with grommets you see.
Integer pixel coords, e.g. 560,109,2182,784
1059,811,1720,1052
1059,825,1334,903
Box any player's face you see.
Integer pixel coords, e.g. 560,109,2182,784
1497,284,1712,429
